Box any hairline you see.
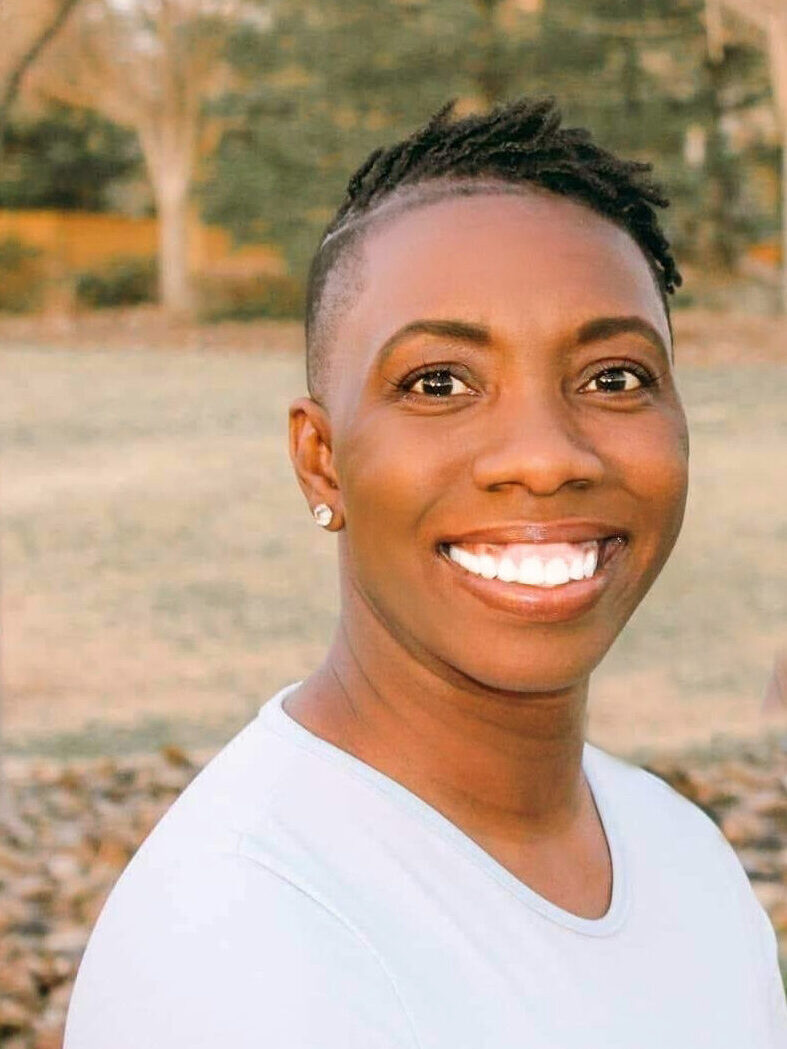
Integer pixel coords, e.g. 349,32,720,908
306,178,674,402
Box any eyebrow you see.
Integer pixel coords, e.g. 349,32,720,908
375,319,491,366
374,314,670,367
574,315,671,362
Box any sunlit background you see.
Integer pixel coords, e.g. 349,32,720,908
1,0,785,760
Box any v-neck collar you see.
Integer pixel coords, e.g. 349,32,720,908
258,680,631,938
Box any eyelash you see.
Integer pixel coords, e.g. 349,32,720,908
583,359,659,392
394,363,472,398
393,359,660,398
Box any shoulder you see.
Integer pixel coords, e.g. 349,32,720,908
586,741,724,836
64,695,419,1048
584,741,752,882
587,744,785,968
64,839,418,1048
117,688,344,867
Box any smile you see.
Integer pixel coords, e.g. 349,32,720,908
436,534,628,622
443,540,604,587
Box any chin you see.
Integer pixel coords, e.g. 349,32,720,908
457,661,601,697
433,629,616,696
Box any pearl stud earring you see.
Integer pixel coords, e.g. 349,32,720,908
312,503,333,528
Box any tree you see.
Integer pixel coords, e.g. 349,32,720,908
0,0,82,159
0,104,142,210
205,0,774,300
34,0,249,315
206,0,549,279
469,0,543,108
706,0,787,309
205,0,476,278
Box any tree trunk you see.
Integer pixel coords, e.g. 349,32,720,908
156,175,193,317
141,126,195,317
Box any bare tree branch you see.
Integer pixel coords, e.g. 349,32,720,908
31,0,246,314
0,0,82,157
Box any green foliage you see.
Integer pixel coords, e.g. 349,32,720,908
0,104,144,212
202,0,505,277
75,257,157,309
0,0,778,300
197,271,305,321
0,237,46,312
202,0,778,288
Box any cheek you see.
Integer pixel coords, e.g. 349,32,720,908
605,409,689,550
335,418,454,559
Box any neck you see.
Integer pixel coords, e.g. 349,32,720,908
285,585,591,847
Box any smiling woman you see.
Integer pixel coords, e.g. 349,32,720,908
64,97,787,1048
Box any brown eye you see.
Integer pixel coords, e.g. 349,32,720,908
408,369,472,397
583,367,648,393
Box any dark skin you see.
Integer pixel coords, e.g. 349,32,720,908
287,189,689,919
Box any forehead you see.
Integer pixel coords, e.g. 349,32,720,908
328,189,668,388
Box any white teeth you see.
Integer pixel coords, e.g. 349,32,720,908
478,554,497,579
451,545,473,572
518,556,545,586
569,554,585,581
544,558,570,586
445,541,605,588
463,551,481,575
496,556,518,583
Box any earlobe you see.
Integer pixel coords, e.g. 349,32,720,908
288,396,343,528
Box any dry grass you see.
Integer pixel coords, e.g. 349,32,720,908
0,310,785,761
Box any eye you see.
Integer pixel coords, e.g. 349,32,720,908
582,364,653,394
403,368,472,398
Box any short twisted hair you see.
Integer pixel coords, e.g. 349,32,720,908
305,95,682,400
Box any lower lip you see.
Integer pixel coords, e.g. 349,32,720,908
437,541,625,623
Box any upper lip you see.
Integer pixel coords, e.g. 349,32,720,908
439,519,629,546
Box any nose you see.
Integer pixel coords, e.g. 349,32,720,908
470,388,605,496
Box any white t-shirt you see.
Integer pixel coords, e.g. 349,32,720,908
64,680,787,1048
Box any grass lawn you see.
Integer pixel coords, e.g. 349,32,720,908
1,325,785,760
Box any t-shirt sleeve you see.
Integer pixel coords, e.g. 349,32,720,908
63,845,418,1049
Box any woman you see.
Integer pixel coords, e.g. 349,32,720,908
64,97,787,1047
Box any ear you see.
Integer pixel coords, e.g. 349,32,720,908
288,396,343,530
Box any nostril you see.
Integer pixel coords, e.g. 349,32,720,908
471,438,605,496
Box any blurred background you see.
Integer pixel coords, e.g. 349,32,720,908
1,0,785,758
0,1,786,1042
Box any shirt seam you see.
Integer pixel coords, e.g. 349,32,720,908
227,830,424,1049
